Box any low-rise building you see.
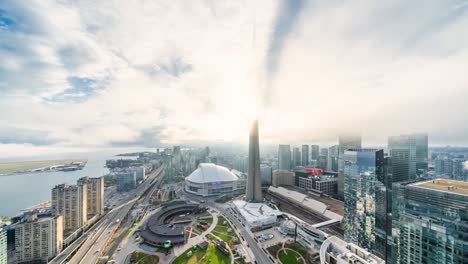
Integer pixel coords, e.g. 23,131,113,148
272,170,295,187
320,236,384,264
297,174,338,195
132,166,146,182
268,186,343,221
116,171,137,192
15,214,63,264
231,200,282,231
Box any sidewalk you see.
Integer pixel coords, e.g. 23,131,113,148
170,211,219,261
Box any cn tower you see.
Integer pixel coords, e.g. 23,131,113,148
246,120,263,202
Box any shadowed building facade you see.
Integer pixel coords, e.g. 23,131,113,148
343,148,392,261
246,120,263,202
392,179,468,263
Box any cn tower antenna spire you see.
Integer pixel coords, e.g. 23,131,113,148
246,120,262,202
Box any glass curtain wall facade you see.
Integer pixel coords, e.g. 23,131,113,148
338,135,362,199
392,179,468,264
302,145,309,166
343,149,388,259
278,145,291,171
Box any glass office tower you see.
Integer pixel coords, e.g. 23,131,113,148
413,133,428,176
388,133,428,181
293,147,301,167
343,148,388,259
392,179,468,263
278,144,291,171
301,145,309,166
338,135,362,199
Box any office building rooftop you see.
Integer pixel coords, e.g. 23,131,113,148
412,178,468,196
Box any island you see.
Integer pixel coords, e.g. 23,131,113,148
0,159,87,176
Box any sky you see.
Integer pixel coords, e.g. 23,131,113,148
1,0,468,157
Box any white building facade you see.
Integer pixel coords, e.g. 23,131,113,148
185,163,240,197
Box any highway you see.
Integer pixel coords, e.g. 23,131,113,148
104,169,166,259
49,165,165,264
70,202,134,264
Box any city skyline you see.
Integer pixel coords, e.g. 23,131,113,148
1,0,468,159
1,121,467,264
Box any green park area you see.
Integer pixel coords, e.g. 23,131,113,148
171,244,230,264
0,159,86,175
268,242,309,264
278,249,304,264
130,251,159,264
197,212,213,225
211,216,239,245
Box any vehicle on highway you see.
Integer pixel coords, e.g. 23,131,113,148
95,248,100,254
116,219,120,223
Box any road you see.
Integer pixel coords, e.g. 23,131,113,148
49,165,165,264
75,166,165,264
215,205,273,264
104,167,167,260
70,202,134,264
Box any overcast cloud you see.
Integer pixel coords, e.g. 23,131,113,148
1,0,468,156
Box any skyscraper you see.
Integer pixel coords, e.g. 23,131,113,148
15,214,63,263
317,155,328,170
51,183,87,232
328,145,339,172
388,135,413,181
311,145,320,160
0,226,6,264
338,135,362,199
392,179,468,263
301,145,309,166
246,120,262,202
260,164,272,187
77,176,104,217
343,148,389,259
320,148,328,158
278,145,291,171
413,133,428,176
293,147,301,167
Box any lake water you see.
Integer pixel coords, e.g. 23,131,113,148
0,148,154,218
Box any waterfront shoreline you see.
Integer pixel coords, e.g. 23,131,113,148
0,159,88,176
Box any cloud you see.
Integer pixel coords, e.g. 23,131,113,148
0,0,468,157
265,0,305,76
262,0,468,145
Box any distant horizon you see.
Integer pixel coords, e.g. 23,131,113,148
1,1,468,157
1,142,467,162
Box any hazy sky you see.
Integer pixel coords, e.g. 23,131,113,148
1,0,468,157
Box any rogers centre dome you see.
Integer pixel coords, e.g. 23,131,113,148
185,163,240,197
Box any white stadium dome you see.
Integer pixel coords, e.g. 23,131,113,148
186,163,238,183
185,163,241,197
